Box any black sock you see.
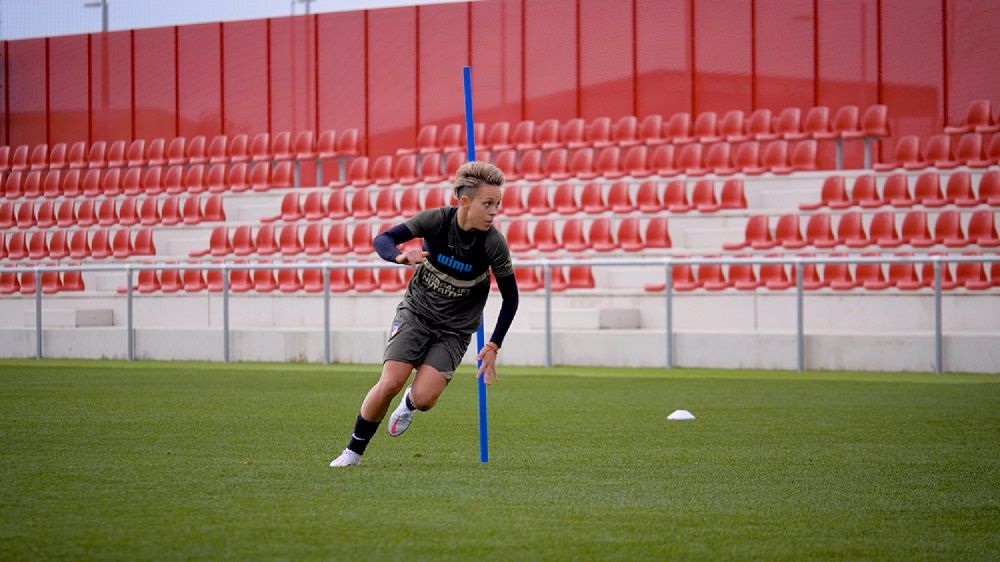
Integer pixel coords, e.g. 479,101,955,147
405,393,416,411
347,414,380,455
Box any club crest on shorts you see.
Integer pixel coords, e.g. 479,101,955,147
389,321,402,339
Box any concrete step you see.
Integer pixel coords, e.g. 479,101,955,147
528,307,640,330
24,308,114,328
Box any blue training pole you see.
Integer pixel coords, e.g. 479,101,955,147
463,66,489,464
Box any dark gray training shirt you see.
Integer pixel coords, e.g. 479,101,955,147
399,207,514,335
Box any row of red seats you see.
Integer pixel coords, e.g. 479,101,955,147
724,210,1000,251
0,129,361,175
0,194,224,230
263,178,746,225
644,253,998,292
2,162,292,200
801,171,1000,211
874,133,997,171
0,270,85,295
400,105,889,157
1,228,156,261
117,265,412,295
337,140,820,190
503,216,671,253
943,99,1000,134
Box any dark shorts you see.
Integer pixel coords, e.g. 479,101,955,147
383,307,472,379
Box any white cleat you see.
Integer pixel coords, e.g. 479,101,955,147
329,448,361,467
387,386,416,437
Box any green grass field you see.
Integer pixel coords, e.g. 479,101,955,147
1,360,998,561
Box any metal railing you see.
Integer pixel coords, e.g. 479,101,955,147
4,253,998,373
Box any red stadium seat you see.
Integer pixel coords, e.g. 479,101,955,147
263,192,301,223
966,210,1000,247
580,183,605,214
693,112,721,144
732,142,761,174
125,139,146,168
87,141,107,169
676,144,706,176
48,231,69,260
698,258,731,291
869,211,902,248
76,198,97,227
249,133,270,163
705,143,734,175
90,229,112,259
970,135,1000,168
944,172,976,207
588,117,613,149
719,110,747,143
759,141,789,174
351,222,375,254
860,104,890,138
350,187,375,219
800,175,847,210
912,172,944,207
27,231,48,260
645,217,671,249
723,215,771,250
399,186,421,218
526,183,551,216
612,116,640,147
133,228,155,256
937,211,969,248
944,99,998,135
949,133,980,168
824,105,860,140
900,211,936,247
335,128,361,158
561,219,588,252
0,202,12,228
874,135,920,171
568,148,596,180
42,170,62,198
639,115,665,146
141,166,163,196
185,136,208,165
649,144,680,176
118,196,138,227
561,118,587,149
160,195,181,226
729,257,760,290
533,219,560,252
796,106,831,140
35,199,55,228
663,180,690,213
837,212,868,248
882,173,913,207
484,122,511,151
759,256,792,290
22,171,43,198
163,165,184,195
805,213,837,248
185,164,206,194
143,138,166,167
4,171,24,200
326,224,350,255
919,134,952,170
690,180,719,213
607,181,635,213
636,181,661,213
181,195,203,225
746,109,773,141
621,145,650,178
111,229,133,259
665,112,694,144
96,198,117,227
511,120,538,151
519,149,543,181
951,253,991,290
278,224,302,256
771,107,801,141
255,224,279,256
374,187,399,218
60,169,82,198
553,183,579,214
779,140,817,173
774,214,806,249
505,219,531,252
67,141,87,170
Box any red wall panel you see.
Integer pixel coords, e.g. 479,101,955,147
470,0,523,126
90,31,132,142
48,35,89,144
880,0,943,141
945,0,1000,127
367,7,417,157
133,27,176,141
817,0,878,111
317,12,366,137
579,0,634,120
523,0,577,122
269,16,316,135
693,0,752,114
418,4,468,132
636,0,691,119
754,0,814,111
177,23,222,138
222,19,269,136
7,38,47,146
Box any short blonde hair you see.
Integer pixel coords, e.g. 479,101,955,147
453,160,505,200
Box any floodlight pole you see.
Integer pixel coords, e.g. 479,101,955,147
83,0,109,33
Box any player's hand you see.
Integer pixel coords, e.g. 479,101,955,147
397,249,429,265
476,346,499,385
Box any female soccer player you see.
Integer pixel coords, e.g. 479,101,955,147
331,160,519,467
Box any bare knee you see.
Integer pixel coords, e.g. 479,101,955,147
408,386,438,411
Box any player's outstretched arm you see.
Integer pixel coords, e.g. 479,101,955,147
373,223,427,265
